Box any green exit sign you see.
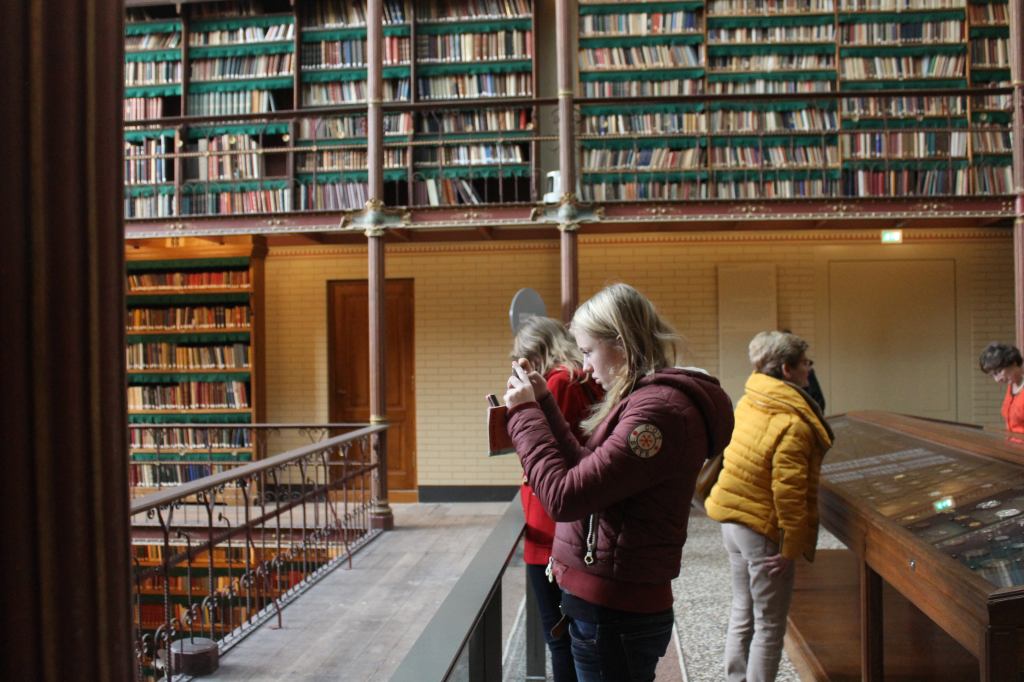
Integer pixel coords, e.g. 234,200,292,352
880,229,903,244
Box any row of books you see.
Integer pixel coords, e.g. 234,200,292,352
580,45,702,71
189,135,266,182
580,11,701,37
972,129,1013,153
127,381,251,410
125,138,170,185
417,0,531,21
710,55,835,72
189,23,294,46
583,79,703,97
131,462,229,487
971,39,1009,66
297,148,406,171
125,61,182,86
713,178,841,198
843,168,969,195
126,32,181,51
710,109,838,132
711,146,840,166
126,342,251,370
706,0,835,14
128,270,251,290
296,180,370,210
840,22,962,45
710,79,835,94
841,95,964,117
301,0,408,27
416,73,532,100
837,0,966,10
415,30,532,63
298,112,413,138
583,148,705,170
416,177,483,205
300,37,410,69
708,26,835,43
840,54,965,79
130,426,253,450
303,79,411,105
127,305,252,331
190,54,295,81
181,188,293,215
187,90,278,116
583,111,706,136
432,142,526,165
419,107,530,133
124,97,165,121
582,180,709,201
125,195,176,218
969,4,1007,24
840,131,968,157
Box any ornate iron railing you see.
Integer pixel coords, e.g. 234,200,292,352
129,422,387,681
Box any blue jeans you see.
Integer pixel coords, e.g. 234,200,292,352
563,593,674,682
526,564,577,682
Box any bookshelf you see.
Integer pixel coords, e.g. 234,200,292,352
125,238,265,494
123,0,537,214
577,0,1013,200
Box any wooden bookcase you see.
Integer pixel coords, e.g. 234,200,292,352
577,0,1014,200
123,0,538,215
125,236,266,495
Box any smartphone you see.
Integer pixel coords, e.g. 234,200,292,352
486,394,500,407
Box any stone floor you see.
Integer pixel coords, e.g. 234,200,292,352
200,502,841,681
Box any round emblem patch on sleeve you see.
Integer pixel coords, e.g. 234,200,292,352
628,423,663,459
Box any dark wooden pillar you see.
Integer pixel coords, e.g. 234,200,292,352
367,0,384,203
365,0,393,530
1010,0,1024,347
556,0,579,321
0,0,133,680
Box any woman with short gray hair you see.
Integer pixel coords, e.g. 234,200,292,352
705,331,833,682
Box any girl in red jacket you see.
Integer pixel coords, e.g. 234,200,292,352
504,284,734,682
511,316,602,682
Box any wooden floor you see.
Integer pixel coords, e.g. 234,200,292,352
785,549,979,681
199,501,684,681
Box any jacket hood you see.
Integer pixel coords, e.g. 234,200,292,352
743,372,834,448
637,367,736,460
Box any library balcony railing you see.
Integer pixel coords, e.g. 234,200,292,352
122,87,1014,239
128,422,387,681
390,492,548,682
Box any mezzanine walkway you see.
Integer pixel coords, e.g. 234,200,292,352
202,502,815,681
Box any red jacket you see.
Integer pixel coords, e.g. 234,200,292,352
1002,383,1024,434
521,367,602,565
508,368,734,612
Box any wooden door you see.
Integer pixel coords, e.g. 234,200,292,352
328,279,416,491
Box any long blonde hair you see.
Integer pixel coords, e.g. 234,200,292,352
572,283,679,432
511,316,582,375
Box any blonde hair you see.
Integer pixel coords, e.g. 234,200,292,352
572,283,679,432
510,316,582,376
749,331,807,379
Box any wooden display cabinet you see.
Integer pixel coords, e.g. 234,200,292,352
789,411,1024,680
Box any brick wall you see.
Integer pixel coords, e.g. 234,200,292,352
264,228,1014,488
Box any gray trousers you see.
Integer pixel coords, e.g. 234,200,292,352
720,522,796,682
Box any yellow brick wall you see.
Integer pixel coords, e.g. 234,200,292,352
264,228,1014,488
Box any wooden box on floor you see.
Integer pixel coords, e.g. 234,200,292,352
786,412,1024,681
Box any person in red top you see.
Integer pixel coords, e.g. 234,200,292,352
505,284,734,682
511,316,602,682
979,342,1024,434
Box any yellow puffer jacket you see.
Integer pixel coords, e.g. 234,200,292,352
705,372,833,562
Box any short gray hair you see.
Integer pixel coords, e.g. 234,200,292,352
749,331,808,380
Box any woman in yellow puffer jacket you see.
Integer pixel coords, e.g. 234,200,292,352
705,330,833,682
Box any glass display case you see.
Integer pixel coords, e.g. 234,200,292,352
819,411,1024,681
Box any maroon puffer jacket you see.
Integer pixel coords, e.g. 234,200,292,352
507,368,734,613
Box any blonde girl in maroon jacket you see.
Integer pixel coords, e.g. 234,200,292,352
511,316,602,682
504,283,734,682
